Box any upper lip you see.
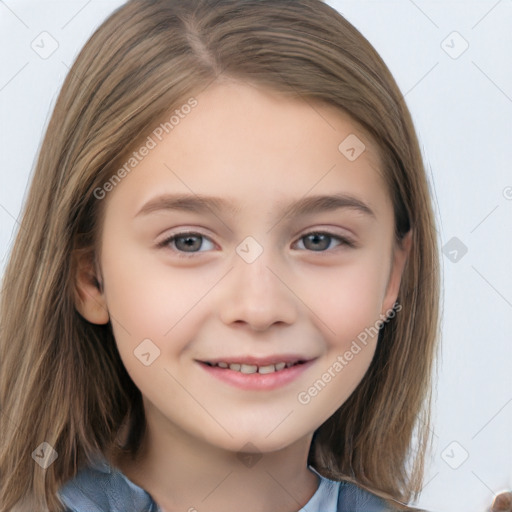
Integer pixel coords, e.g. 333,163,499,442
198,355,315,366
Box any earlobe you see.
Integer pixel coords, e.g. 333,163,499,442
381,230,413,316
73,251,110,325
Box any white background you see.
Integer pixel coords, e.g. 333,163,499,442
0,1,511,511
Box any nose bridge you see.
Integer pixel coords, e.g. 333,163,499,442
218,235,297,329
237,246,275,293
234,235,282,302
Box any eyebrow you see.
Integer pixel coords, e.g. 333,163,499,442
135,193,376,220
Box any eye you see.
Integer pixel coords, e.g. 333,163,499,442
157,232,215,257
157,230,356,258
294,231,356,252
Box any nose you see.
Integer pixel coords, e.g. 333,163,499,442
217,246,298,332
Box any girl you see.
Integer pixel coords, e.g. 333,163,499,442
1,0,501,511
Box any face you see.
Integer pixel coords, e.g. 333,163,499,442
78,80,410,454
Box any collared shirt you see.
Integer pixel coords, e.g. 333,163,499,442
57,454,400,512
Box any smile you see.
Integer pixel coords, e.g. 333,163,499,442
203,361,304,374
198,357,315,391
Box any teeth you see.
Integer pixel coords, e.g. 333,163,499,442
211,361,293,373
240,364,258,374
258,364,276,374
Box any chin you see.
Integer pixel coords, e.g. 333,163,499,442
203,427,310,455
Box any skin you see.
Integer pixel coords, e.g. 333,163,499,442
75,78,414,512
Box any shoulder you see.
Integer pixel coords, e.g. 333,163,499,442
310,468,419,512
337,480,425,512
58,457,422,512
57,454,158,512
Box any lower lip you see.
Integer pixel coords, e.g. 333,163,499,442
198,360,315,391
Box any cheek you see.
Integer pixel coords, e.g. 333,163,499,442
295,255,388,346
295,265,383,416
102,243,211,336
296,346,376,429
100,246,224,391
101,255,207,391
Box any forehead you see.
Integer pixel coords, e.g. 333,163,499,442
169,79,384,171
103,80,392,222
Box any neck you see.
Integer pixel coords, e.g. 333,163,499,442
113,411,319,512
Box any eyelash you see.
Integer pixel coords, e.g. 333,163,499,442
157,230,356,259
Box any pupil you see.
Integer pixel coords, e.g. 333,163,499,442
306,233,329,251
175,234,331,252
177,235,201,252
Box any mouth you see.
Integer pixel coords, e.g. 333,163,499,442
197,356,315,391
201,360,307,374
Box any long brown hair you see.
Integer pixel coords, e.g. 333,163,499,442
0,1,440,510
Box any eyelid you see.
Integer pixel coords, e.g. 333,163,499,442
156,228,357,258
156,230,216,256
292,231,357,251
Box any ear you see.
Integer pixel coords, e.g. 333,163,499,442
73,249,109,325
381,230,412,316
